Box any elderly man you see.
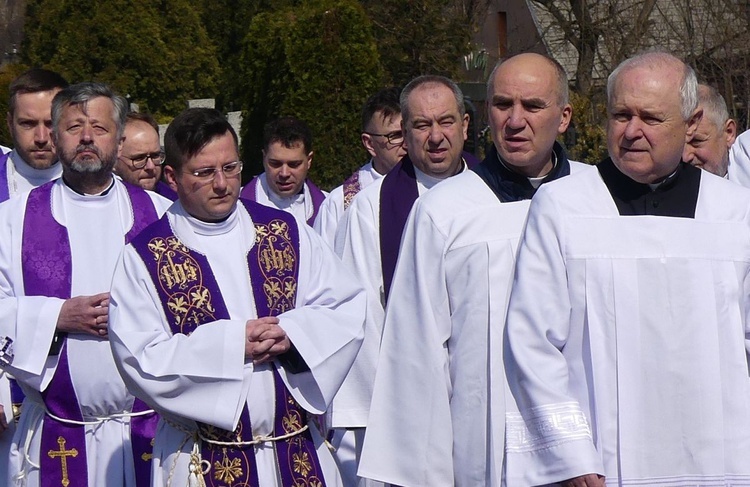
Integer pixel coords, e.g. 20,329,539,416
3,68,68,200
683,84,736,177
0,83,170,486
359,53,589,486
330,74,470,484
114,112,176,200
504,52,750,486
314,87,406,245
108,108,365,487
240,116,326,225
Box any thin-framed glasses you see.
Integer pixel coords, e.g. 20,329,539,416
122,151,165,169
188,161,243,180
364,130,404,145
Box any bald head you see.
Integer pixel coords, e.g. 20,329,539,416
485,52,572,177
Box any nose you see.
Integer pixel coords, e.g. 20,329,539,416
623,118,643,140
34,125,49,145
507,105,526,129
279,165,291,177
213,168,228,191
428,124,443,145
80,123,94,142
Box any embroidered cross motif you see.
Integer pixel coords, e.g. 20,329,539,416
47,436,78,487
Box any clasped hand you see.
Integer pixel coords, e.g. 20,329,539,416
56,293,110,338
245,317,290,364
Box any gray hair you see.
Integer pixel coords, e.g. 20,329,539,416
607,51,698,121
697,84,730,130
486,53,569,106
52,82,129,140
400,75,465,122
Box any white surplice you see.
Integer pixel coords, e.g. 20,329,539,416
250,173,328,225
108,202,365,487
0,178,170,487
0,152,62,486
3,152,63,199
504,167,750,486
729,128,750,186
313,161,382,247
358,162,591,486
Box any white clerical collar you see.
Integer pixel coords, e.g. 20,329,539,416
413,160,468,190
260,173,305,207
496,150,557,188
176,201,240,236
62,175,116,198
648,166,680,191
366,159,386,180
10,150,62,182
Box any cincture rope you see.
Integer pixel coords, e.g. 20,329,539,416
13,404,156,483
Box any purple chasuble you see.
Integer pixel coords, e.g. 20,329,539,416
0,152,10,202
342,168,362,211
130,200,326,487
378,156,420,301
22,181,160,487
240,177,326,226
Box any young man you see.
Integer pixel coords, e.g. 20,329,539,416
109,108,365,487
241,116,326,225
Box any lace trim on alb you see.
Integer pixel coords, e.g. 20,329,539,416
505,401,592,453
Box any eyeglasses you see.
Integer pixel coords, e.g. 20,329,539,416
121,151,165,169
364,130,404,145
187,161,243,180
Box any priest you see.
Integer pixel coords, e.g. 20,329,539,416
240,116,326,226
0,82,170,487
332,75,470,483
0,67,69,484
359,53,590,486
109,108,365,487
504,51,750,486
314,87,406,246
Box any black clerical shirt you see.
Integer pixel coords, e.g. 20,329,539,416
597,158,701,218
473,141,572,203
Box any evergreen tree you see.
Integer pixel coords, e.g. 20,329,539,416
22,0,220,118
238,0,384,189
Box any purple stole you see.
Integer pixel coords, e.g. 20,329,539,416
0,152,10,202
342,168,362,211
378,157,420,301
21,180,160,487
154,180,178,201
240,176,326,226
130,200,326,487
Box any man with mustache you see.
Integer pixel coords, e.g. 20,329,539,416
0,67,69,484
0,82,170,487
3,69,68,200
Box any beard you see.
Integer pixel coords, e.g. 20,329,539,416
61,144,117,175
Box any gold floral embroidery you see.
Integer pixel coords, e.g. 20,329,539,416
213,450,243,484
147,235,216,332
292,451,312,478
255,219,298,314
